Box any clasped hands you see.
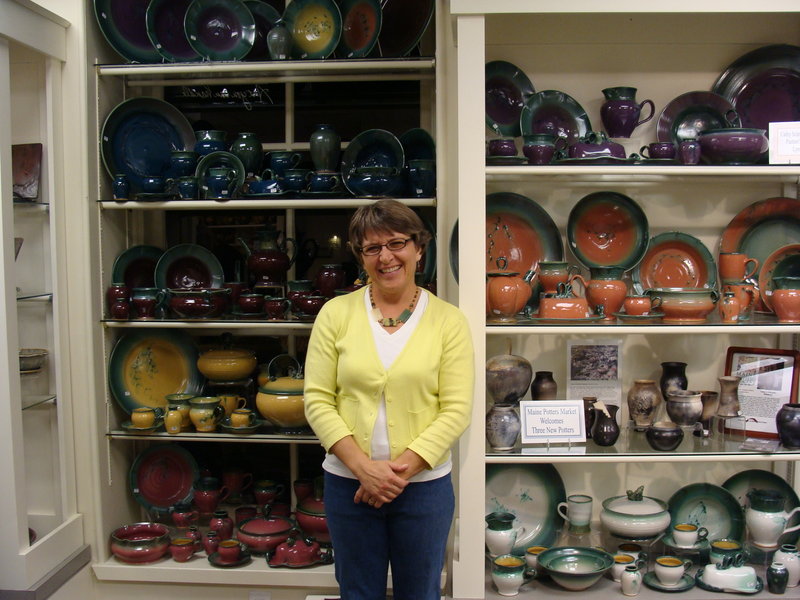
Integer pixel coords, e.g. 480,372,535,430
354,459,410,508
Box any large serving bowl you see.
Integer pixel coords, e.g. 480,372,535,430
167,288,230,319
698,128,768,165
19,348,48,371
236,512,294,555
536,546,614,591
600,489,671,539
109,522,171,563
197,347,257,381
645,287,719,323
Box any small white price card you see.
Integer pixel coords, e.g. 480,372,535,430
769,122,800,164
519,400,586,445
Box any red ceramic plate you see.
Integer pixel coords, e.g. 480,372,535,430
129,444,198,515
567,191,649,270
632,231,717,295
758,243,800,312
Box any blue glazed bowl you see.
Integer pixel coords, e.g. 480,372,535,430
344,166,404,198
536,546,614,591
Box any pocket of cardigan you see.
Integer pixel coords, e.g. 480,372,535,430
407,405,437,438
339,395,360,430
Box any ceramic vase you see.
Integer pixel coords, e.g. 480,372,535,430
267,20,292,60
230,132,263,177
627,379,662,430
591,403,620,446
777,403,800,449
112,174,129,200
109,297,130,320
665,390,704,426
209,509,234,540
314,263,346,298
486,404,521,451
485,512,520,557
486,351,533,405
717,375,741,417
620,564,643,596
719,291,740,323
769,562,790,594
583,396,597,438
774,544,800,587
659,361,688,400
600,87,655,138
309,124,341,172
531,371,557,400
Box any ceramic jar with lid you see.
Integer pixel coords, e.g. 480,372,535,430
255,354,308,432
295,477,330,543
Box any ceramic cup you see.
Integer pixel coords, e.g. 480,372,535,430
557,494,593,532
522,133,567,165
131,406,160,428
491,554,528,596
218,394,247,416
623,294,661,316
177,176,199,199
718,252,758,284
309,171,341,192
217,539,242,562
640,142,676,160
487,137,517,157
141,175,166,193
169,537,196,562
525,546,548,573
230,408,256,428
617,543,646,562
611,554,644,582
238,293,265,314
264,296,292,320
654,556,692,586
672,523,708,547
710,539,747,565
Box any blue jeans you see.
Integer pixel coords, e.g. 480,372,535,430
324,471,454,600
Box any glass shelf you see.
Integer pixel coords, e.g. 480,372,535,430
21,394,56,410
98,197,436,210
107,430,318,443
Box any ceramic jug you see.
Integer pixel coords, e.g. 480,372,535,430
719,290,741,323
772,276,800,323
746,489,800,549
238,229,297,286
188,396,225,432
621,563,643,596
572,267,627,320
486,512,525,557
600,87,655,138
591,402,620,446
486,257,534,323
486,403,521,451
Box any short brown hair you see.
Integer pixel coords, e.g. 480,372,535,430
348,199,431,261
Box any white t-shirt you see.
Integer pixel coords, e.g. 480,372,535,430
322,287,451,482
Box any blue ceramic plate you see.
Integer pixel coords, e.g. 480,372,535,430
244,0,281,61
723,469,800,545
631,231,717,295
100,97,195,193
129,444,198,515
399,127,435,161
146,0,201,62
108,330,204,414
567,191,649,271
376,0,434,58
667,482,745,542
485,60,535,137
656,91,739,145
195,151,247,198
185,0,256,61
486,463,566,554
111,245,164,290
341,129,405,195
93,0,163,63
155,243,225,290
283,0,343,59
336,0,382,58
520,90,592,146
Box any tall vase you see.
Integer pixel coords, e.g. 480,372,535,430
531,371,557,400
591,403,620,446
309,124,341,172
230,132,263,177
583,397,597,438
486,404,521,451
627,379,662,431
717,375,741,418
659,361,688,400
776,403,800,449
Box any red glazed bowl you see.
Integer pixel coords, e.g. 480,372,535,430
168,288,229,318
109,522,171,563
295,494,330,543
236,513,294,554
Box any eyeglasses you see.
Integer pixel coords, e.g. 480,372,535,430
358,238,413,256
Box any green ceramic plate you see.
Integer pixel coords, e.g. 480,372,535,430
631,231,717,295
485,60,535,137
195,151,247,199
184,0,256,61
667,482,745,542
567,191,649,271
643,571,695,593
485,463,566,554
759,244,800,313
283,0,342,59
154,243,225,290
108,329,203,414
93,0,163,64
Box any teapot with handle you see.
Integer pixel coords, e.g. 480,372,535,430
238,228,297,287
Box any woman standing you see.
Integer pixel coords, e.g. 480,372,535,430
304,199,474,599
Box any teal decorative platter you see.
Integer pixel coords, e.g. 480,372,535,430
667,482,745,543
631,231,717,295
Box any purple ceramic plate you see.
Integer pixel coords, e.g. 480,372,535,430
244,0,281,61
485,60,535,137
713,44,800,132
656,91,739,144
129,444,198,515
376,0,434,57
94,0,163,63
520,90,591,146
154,244,224,289
146,0,201,63
184,0,256,62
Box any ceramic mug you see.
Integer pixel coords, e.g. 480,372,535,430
308,171,341,192
491,554,528,596
230,408,256,428
557,494,593,531
672,522,708,547
218,394,247,416
640,142,676,160
169,537,196,562
623,294,661,316
718,252,758,284
525,546,548,573
522,133,567,165
217,539,242,562
538,261,579,294
264,296,292,320
654,556,692,586
617,543,646,562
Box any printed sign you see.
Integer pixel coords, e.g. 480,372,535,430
519,400,586,444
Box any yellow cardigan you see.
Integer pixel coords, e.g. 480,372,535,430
304,287,474,469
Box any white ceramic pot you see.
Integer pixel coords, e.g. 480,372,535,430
774,545,800,587
600,489,670,539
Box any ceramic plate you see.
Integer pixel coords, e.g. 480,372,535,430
93,0,163,63
713,44,800,132
719,197,800,284
656,91,739,144
129,444,198,515
244,0,281,61
667,483,745,542
486,156,527,166
758,244,800,313
723,468,800,545
283,0,343,59
336,0,382,58
485,463,566,554
208,550,253,568
448,192,564,296
184,0,256,62
567,191,649,271
111,245,164,289
695,569,763,595
220,419,264,434
631,231,717,295
643,571,695,593
612,312,664,323
145,0,201,62
399,127,436,161
556,156,637,166
340,129,405,195
195,151,247,198
485,60,535,137
376,0,434,58
121,420,164,434
520,90,592,146
100,97,195,194
108,329,204,414
154,243,225,290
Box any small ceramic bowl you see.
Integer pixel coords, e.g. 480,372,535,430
645,421,684,451
19,348,48,371
698,128,768,165
109,522,170,563
536,546,614,591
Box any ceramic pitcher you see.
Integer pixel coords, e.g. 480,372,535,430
600,87,655,138
486,512,525,557
746,489,800,549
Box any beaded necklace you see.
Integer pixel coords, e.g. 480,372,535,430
369,285,420,327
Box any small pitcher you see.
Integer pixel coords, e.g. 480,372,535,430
204,167,236,199
188,396,225,432
600,87,655,138
486,511,525,557
746,488,800,549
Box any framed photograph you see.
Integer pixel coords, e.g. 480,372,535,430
725,346,800,438
566,339,623,409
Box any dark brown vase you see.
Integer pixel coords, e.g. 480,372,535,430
659,361,688,400
531,371,557,400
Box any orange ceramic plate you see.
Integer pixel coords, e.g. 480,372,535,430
632,231,717,295
758,243,800,312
